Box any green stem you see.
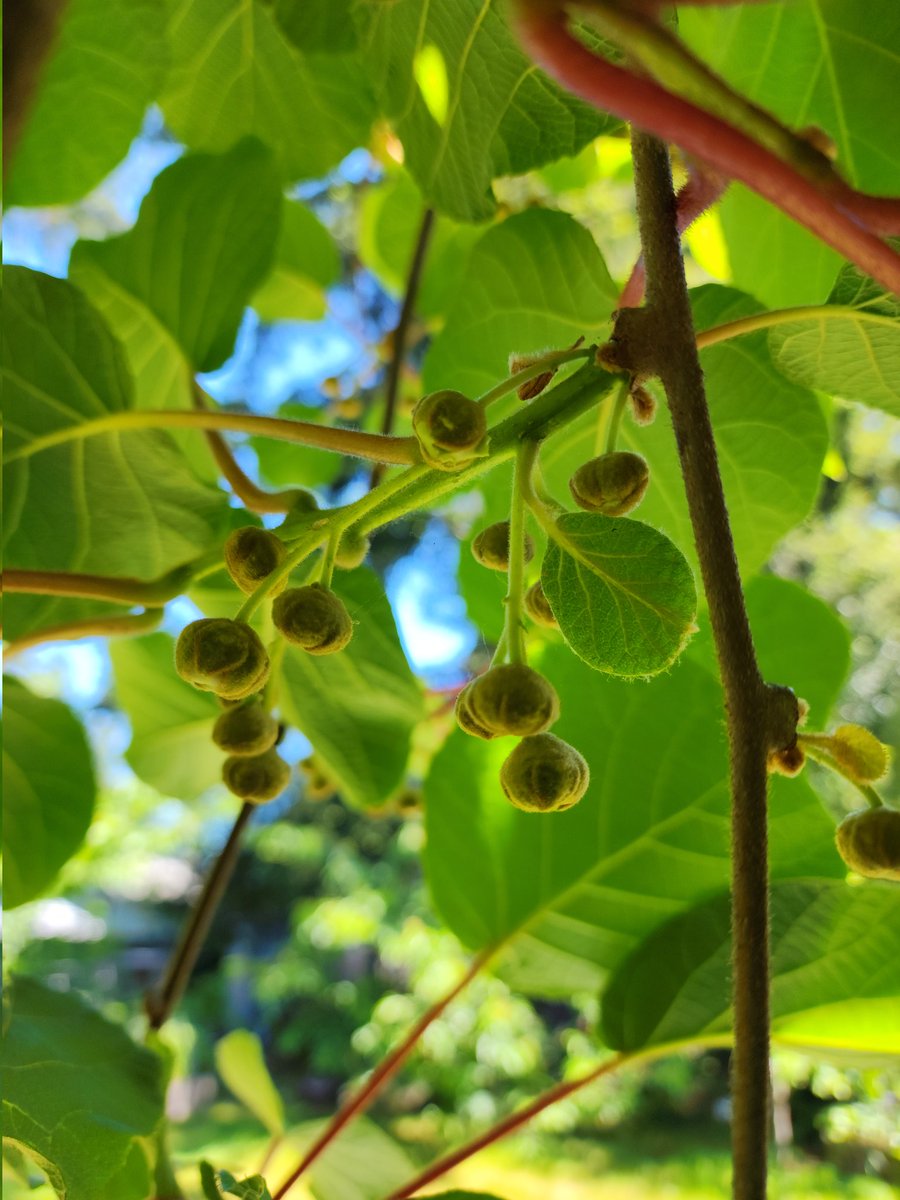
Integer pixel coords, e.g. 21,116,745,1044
798,738,885,809
235,526,328,622
6,409,420,467
503,444,535,666
605,383,629,454
476,345,594,409
695,303,896,351
1,556,217,605
318,527,340,589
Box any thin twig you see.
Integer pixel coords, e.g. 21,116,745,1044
1,564,196,604
370,206,436,489
145,804,254,1030
624,130,782,1200
4,607,163,659
272,947,494,1199
380,1054,629,1200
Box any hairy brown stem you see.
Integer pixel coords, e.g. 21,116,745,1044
623,130,775,1199
4,607,163,659
145,804,253,1030
370,207,436,490
272,948,493,1199
381,1054,628,1200
1,564,196,605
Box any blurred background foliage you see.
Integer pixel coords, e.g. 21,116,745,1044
4,106,899,1198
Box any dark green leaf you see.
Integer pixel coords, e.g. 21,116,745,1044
2,267,227,580
214,1031,285,1137
7,0,166,207
425,647,843,995
2,677,96,909
110,633,222,800
424,209,618,397
71,141,282,372
279,570,424,809
1,977,165,1200
541,514,697,677
356,0,613,221
160,0,375,180
543,285,829,580
201,1163,273,1200
601,880,900,1054
767,261,900,416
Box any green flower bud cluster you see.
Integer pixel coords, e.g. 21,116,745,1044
272,584,353,655
471,521,535,572
569,451,650,517
412,389,489,471
455,664,559,740
175,619,270,700
500,733,590,813
225,526,288,595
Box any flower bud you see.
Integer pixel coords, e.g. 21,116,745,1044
835,807,900,882
523,580,557,628
212,698,279,756
767,743,806,777
454,682,498,741
334,526,370,570
224,526,287,595
628,383,657,426
464,664,559,738
175,618,270,700
500,733,590,813
223,747,291,803
412,389,489,471
569,451,650,516
272,584,353,654
471,521,535,572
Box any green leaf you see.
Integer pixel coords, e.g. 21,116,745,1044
767,262,900,416
1,977,166,1200
289,1116,414,1200
601,880,900,1055
688,575,851,730
160,0,375,181
7,0,166,207
110,633,222,799
252,197,341,323
2,677,96,909
425,647,844,995
356,0,613,222
680,2,900,306
214,1031,285,1137
201,1162,272,1200
423,209,618,397
543,285,829,580
70,141,282,372
2,267,227,580
279,570,424,809
251,403,344,490
358,170,482,319
541,513,697,677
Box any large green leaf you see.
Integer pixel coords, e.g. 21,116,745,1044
356,0,613,222
279,570,424,809
542,285,829,581
2,267,227,580
214,1031,284,1137
601,880,900,1055
767,260,900,417
160,0,375,181
110,633,222,800
70,141,281,372
425,645,843,996
680,1,900,306
2,678,96,909
7,0,166,207
423,209,618,397
541,513,697,677
357,170,483,320
1,978,166,1200
252,199,341,323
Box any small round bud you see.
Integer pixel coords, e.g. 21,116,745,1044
768,743,806,777
628,383,657,426
524,580,557,629
500,733,590,813
223,748,291,803
175,618,270,700
212,699,279,756
286,488,319,514
334,527,370,570
412,390,488,471
835,807,900,882
464,664,560,738
471,521,535,572
224,526,287,595
454,682,498,741
569,451,650,516
272,584,353,654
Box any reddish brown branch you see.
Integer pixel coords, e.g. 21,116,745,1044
514,5,900,294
